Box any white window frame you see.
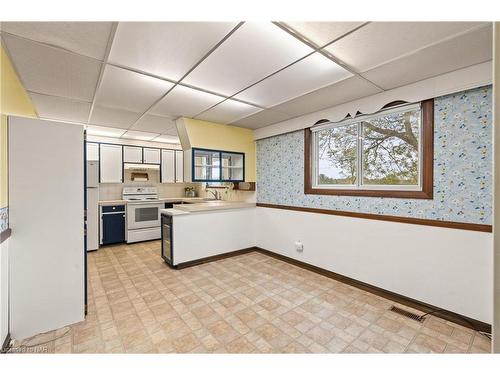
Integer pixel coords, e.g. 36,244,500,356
311,103,423,191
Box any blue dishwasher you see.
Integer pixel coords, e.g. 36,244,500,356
101,205,126,245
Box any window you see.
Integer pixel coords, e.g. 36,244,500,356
305,100,433,199
192,148,245,182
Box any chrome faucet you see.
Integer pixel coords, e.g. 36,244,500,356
207,189,221,200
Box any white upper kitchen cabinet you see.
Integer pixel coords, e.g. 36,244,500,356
175,150,184,183
100,144,123,183
143,148,161,164
123,145,143,163
86,142,99,161
161,149,175,183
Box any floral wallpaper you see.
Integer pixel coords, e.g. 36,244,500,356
0,206,8,232
256,85,492,225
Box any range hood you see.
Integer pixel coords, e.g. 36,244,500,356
124,163,160,171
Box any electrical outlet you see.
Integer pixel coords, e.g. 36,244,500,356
295,240,304,252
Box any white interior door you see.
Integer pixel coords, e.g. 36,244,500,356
9,116,84,339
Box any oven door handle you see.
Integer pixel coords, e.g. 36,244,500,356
126,202,163,206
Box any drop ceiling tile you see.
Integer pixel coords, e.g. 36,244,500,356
109,22,237,81
150,85,225,118
89,105,141,129
325,22,488,72
2,22,113,60
362,24,493,90
160,125,179,136
269,76,382,119
183,22,314,96
130,114,176,133
153,134,180,143
2,33,102,101
281,22,365,47
122,130,160,141
230,109,294,129
195,99,262,124
234,52,352,107
94,65,174,113
86,125,126,137
29,92,91,123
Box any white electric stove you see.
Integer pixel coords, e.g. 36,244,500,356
122,187,164,243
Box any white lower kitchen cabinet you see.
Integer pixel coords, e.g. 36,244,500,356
161,205,256,266
100,144,123,183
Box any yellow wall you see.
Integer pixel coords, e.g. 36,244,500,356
0,45,37,209
1,46,37,118
178,118,256,182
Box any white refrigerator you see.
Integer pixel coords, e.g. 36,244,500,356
86,160,99,251
9,116,84,338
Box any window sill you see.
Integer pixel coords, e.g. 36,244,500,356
304,187,433,199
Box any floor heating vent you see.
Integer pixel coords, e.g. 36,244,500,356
389,305,426,322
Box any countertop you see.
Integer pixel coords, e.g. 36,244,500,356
161,201,256,216
98,197,207,206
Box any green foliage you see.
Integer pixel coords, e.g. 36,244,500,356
318,174,355,185
317,109,420,186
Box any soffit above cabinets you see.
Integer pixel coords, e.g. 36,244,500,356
182,22,314,96
29,92,91,124
89,105,142,129
2,33,102,101
130,113,177,134
150,85,225,118
325,22,488,72
2,22,113,60
108,22,238,81
93,65,174,113
280,22,365,47
195,99,262,124
234,52,352,107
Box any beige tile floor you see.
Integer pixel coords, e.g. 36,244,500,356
10,241,491,354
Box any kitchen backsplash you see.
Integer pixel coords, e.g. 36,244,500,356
197,187,256,203
99,182,201,201
98,181,256,202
